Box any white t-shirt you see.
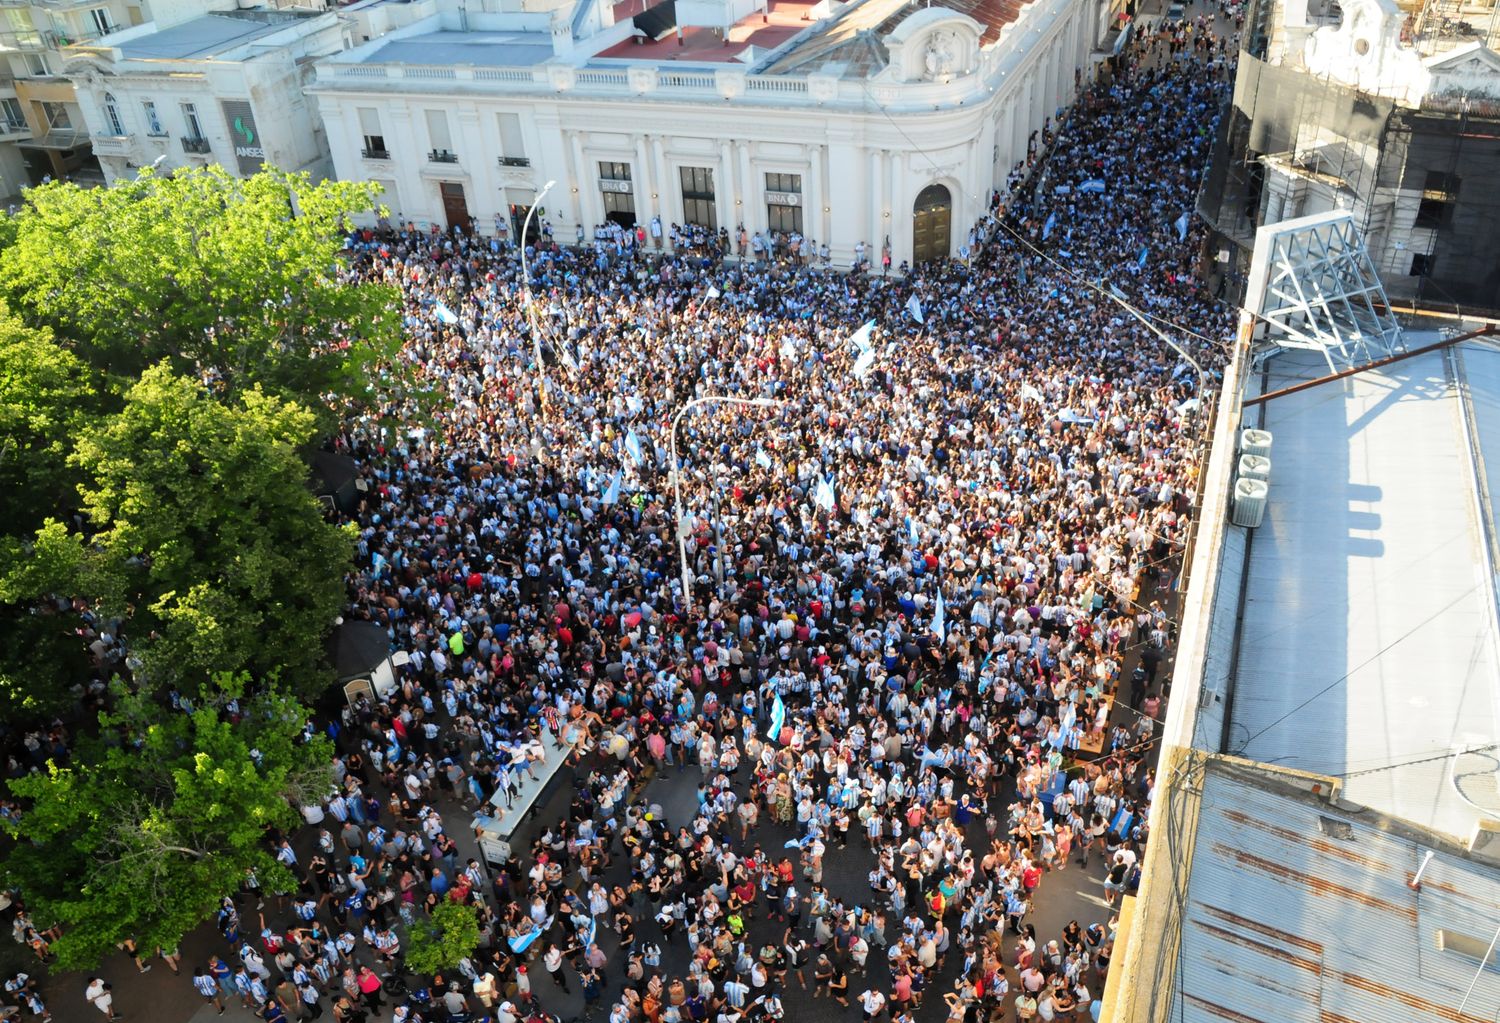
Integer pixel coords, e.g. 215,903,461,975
85,981,112,1015
860,990,886,1014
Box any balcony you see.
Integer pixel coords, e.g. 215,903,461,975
498,155,530,168
90,132,131,155
361,146,390,160
0,119,32,139
180,135,211,154
0,30,50,52
427,148,457,163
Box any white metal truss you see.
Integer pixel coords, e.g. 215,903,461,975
1243,211,1405,373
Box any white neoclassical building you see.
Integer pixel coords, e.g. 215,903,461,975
308,0,1117,264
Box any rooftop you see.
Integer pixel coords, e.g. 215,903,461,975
1225,336,1500,840
1174,757,1500,1023
362,28,555,66
114,9,321,60
594,0,816,63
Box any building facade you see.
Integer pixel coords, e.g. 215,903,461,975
308,0,1110,265
1199,0,1500,308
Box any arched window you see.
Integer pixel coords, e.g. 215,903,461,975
103,92,125,136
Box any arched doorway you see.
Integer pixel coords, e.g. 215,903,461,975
912,184,952,264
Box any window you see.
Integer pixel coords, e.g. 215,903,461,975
1,97,25,132
87,7,114,37
1415,169,1459,230
40,101,69,130
100,92,124,136
142,100,164,135
181,101,203,139
1437,930,1500,972
424,108,453,160
599,161,631,182
497,112,526,166
24,53,51,77
357,107,386,158
680,166,715,230
1409,252,1434,276
765,171,802,235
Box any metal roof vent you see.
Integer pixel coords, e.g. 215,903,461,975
1238,453,1271,482
1241,428,1273,457
1231,478,1269,528
1317,815,1355,840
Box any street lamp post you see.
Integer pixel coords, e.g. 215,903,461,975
520,179,557,415
669,396,782,609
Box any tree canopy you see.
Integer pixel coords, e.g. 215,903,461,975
405,902,482,975
0,166,404,419
65,363,354,698
1,672,333,970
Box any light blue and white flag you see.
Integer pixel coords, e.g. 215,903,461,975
1175,212,1190,241
1042,212,1057,240
1057,408,1096,424
767,694,786,739
847,319,876,353
907,515,919,546
705,285,721,301
853,347,877,380
1137,246,1149,268
905,294,925,325
814,475,836,512
1079,179,1107,194
1020,383,1044,403
624,428,644,466
509,929,542,954
434,302,458,325
602,469,622,506
755,448,772,470
932,589,946,641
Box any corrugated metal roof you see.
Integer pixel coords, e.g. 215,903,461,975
1227,342,1500,841
1183,767,1500,1023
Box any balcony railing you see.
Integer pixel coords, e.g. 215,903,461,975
361,147,391,160
498,155,531,167
428,149,458,163
90,132,131,154
180,135,211,154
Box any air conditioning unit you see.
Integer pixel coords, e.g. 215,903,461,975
1231,477,1268,527
1241,428,1273,457
1238,453,1271,482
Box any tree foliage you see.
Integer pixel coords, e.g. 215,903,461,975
0,166,404,420
404,901,482,976
0,672,334,970
67,364,353,698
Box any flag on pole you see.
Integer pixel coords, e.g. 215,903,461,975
767,694,786,739
624,429,644,466
1079,179,1107,194
602,469,622,506
847,320,876,353
1042,212,1057,240
814,475,836,512
434,302,458,325
905,294,925,324
705,285,721,300
1175,212,1190,241
932,589,946,641
1137,246,1149,268
853,348,876,380
560,345,578,372
1021,383,1044,403
907,515,919,546
584,914,597,948
755,448,772,470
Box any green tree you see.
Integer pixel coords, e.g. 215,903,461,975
0,166,404,420
0,308,104,718
0,672,333,970
404,901,482,975
69,363,353,698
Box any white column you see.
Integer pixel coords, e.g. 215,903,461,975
882,149,895,254
634,133,653,225
826,130,863,263
738,141,755,232
807,144,824,246
1010,97,1026,173
652,136,671,230
569,130,594,230
867,147,882,251
717,140,735,232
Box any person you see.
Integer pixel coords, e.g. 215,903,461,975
194,968,228,1015
859,987,887,1022
83,980,119,1022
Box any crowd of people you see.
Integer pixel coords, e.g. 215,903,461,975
1,13,1239,1023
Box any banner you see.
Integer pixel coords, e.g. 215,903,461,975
220,99,265,176
766,694,786,739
